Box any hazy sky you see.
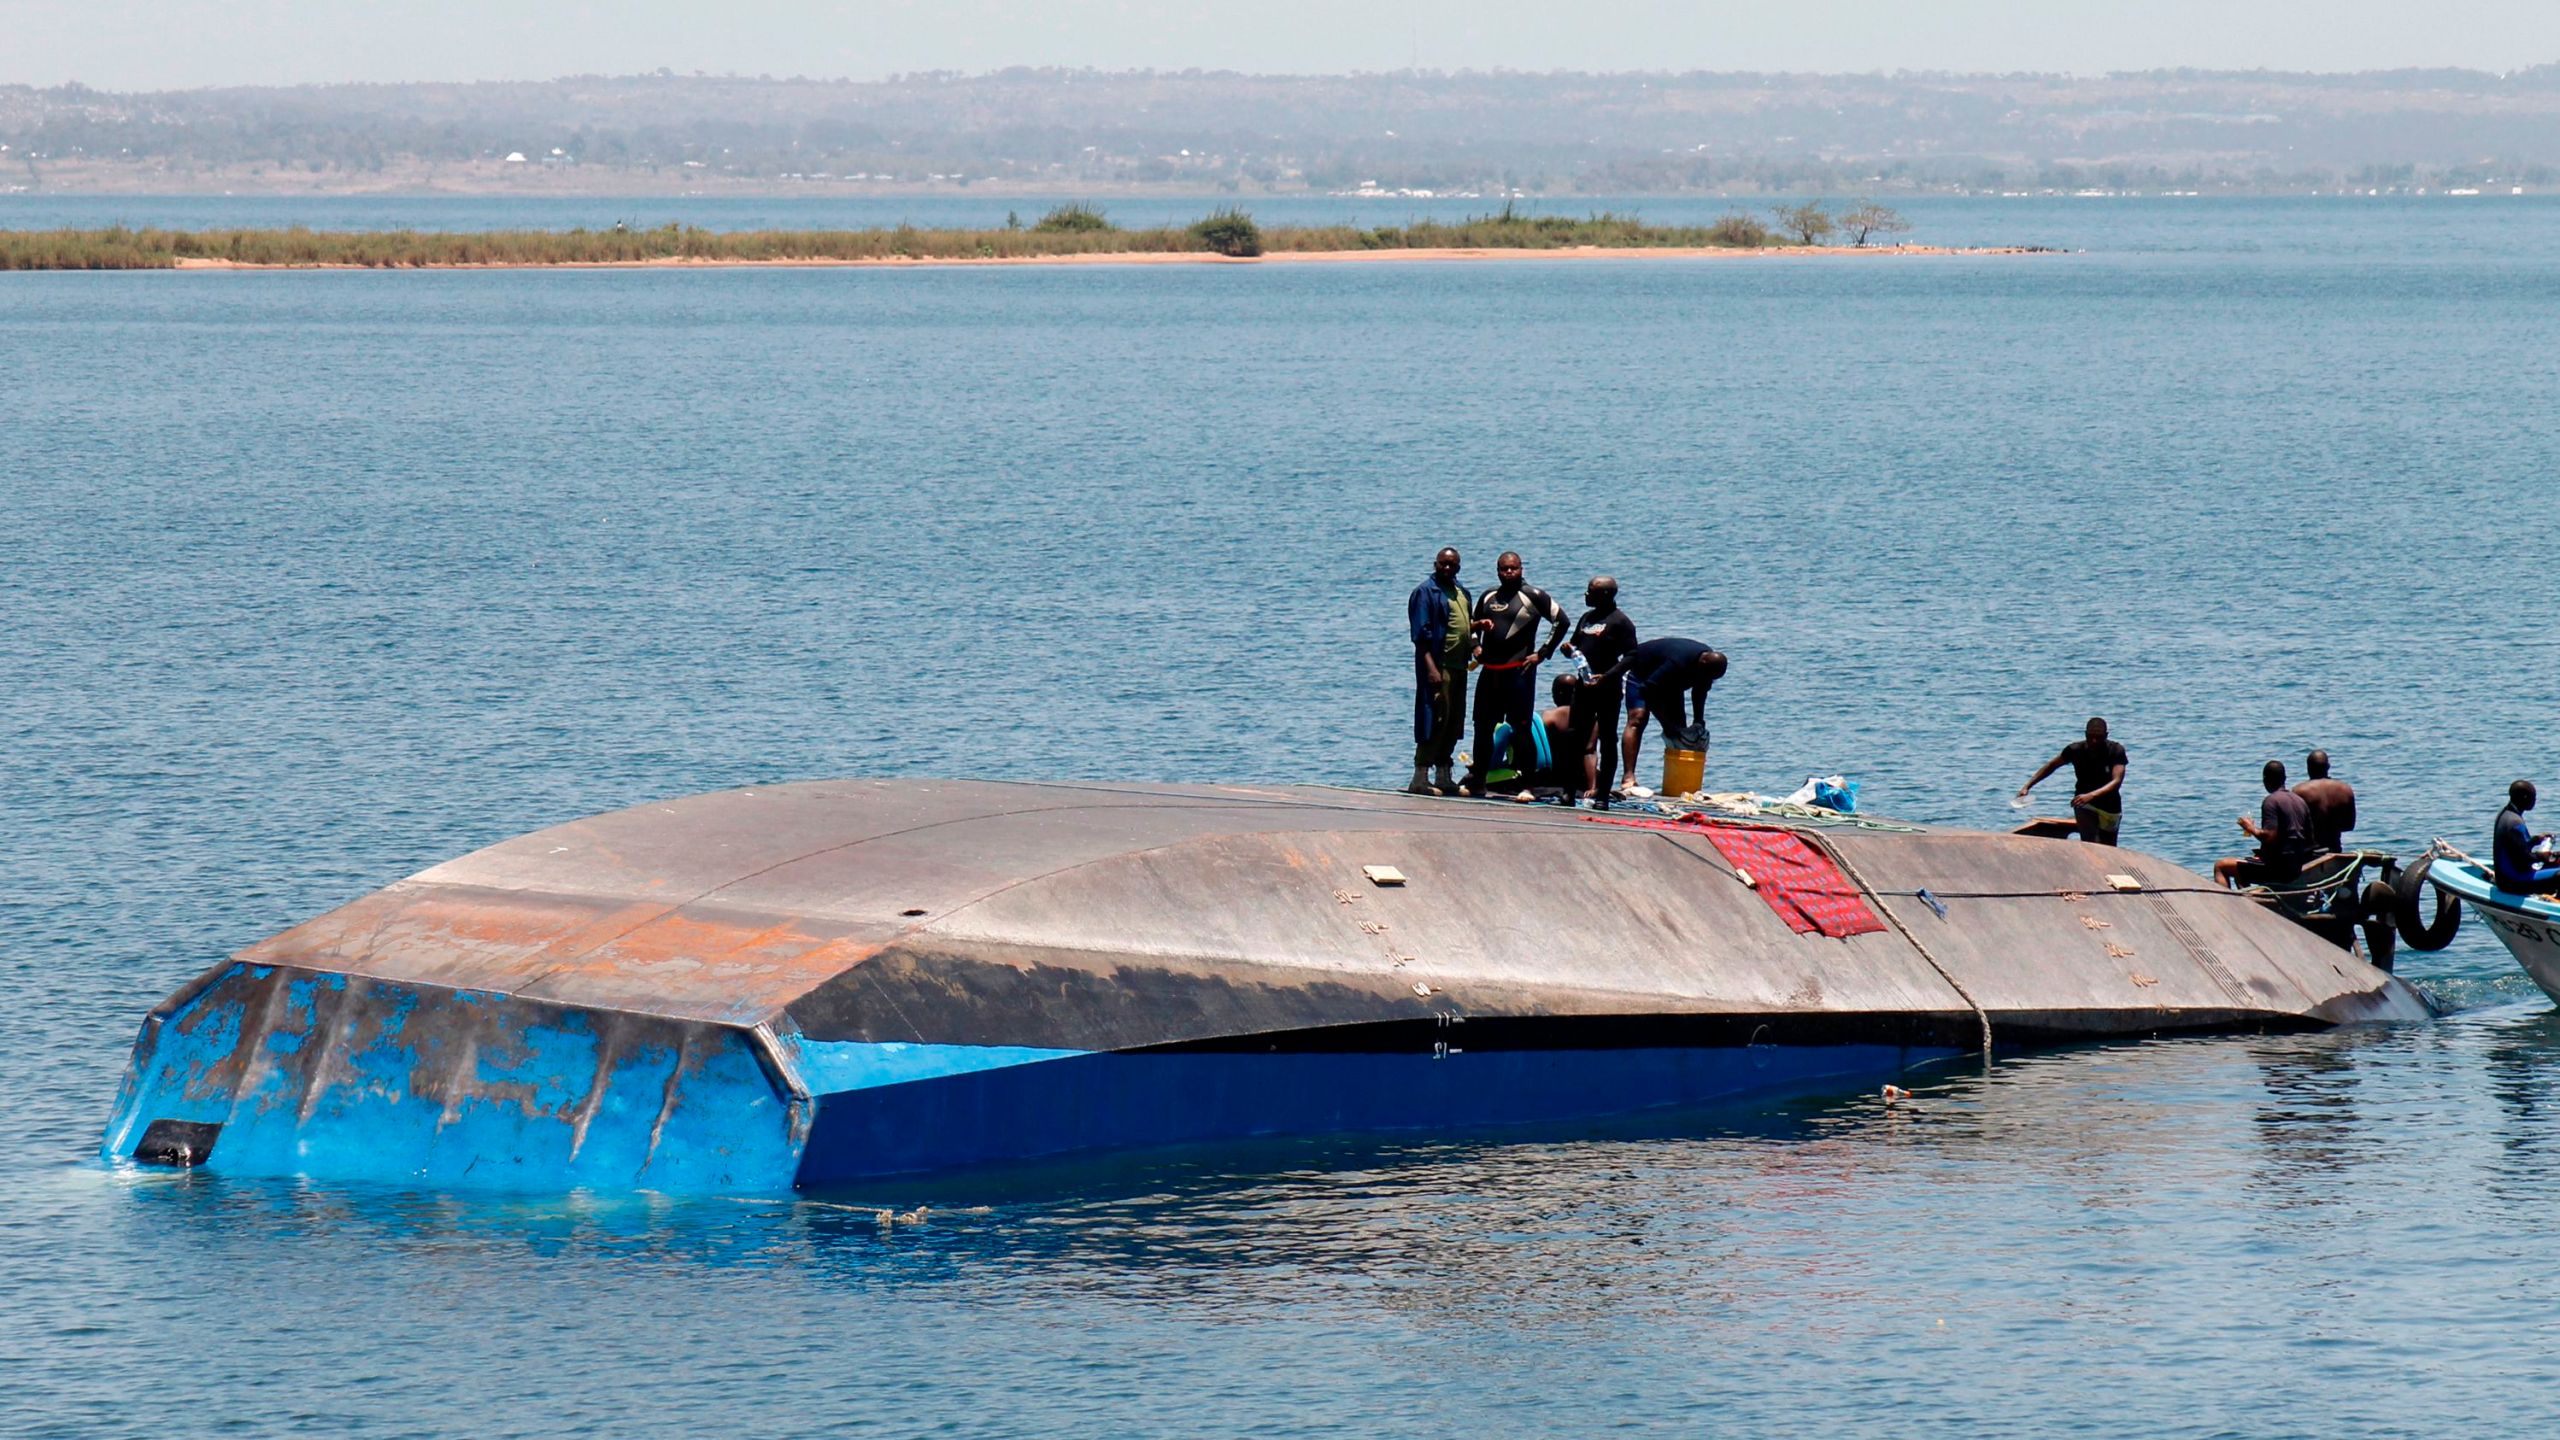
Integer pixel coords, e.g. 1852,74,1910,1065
7,0,2558,89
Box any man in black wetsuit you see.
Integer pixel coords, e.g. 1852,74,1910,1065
2216,760,2314,889
1560,576,1637,806
1461,551,1569,797
2018,718,2129,846
2493,780,2560,894
1619,636,1726,792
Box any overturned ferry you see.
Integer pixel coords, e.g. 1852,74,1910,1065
103,780,2434,1192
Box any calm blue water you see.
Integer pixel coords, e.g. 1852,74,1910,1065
7,199,2560,1436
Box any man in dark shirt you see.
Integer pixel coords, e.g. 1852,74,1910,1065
2493,780,2560,893
1618,636,1726,792
2216,760,2315,888
1560,575,1637,806
1461,551,1568,797
1404,547,1472,795
2292,749,2357,857
2017,717,2128,845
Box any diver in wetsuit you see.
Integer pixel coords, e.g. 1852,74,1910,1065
1619,637,1726,793
1461,552,1569,797
2494,781,2560,894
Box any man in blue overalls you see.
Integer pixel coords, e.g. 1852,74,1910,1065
1406,547,1472,796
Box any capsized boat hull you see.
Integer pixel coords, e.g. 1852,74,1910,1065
105,960,1983,1189
101,780,2434,1192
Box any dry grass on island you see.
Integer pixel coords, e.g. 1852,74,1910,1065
0,201,2032,271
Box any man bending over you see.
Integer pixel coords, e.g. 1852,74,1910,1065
1619,637,1726,793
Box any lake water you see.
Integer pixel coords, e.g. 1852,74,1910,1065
6,197,2560,1436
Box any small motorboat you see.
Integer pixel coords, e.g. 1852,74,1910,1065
2404,846,2560,1001
2231,848,2413,966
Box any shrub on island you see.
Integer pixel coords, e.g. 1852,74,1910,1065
1705,212,1775,248
1188,208,1265,257
1031,203,1115,234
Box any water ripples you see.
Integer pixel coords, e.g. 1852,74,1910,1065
7,200,2560,1435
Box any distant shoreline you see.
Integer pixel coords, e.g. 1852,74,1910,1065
0,209,2037,271
162,243,2033,272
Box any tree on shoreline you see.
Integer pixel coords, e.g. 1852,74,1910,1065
1839,200,1912,246
1771,201,1835,246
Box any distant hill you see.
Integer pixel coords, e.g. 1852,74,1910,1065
5,67,2558,195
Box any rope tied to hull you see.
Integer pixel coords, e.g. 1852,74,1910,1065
1654,829,1994,1061
1802,831,1996,1062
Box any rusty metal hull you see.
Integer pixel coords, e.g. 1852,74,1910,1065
101,780,2435,1191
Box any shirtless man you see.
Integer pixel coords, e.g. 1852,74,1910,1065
2292,749,2357,857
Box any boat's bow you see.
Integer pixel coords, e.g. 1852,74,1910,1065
2415,848,2560,1002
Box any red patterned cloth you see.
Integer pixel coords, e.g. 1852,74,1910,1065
1585,814,1886,938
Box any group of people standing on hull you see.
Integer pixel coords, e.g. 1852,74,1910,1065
2017,718,2362,890
1407,547,1726,807
1408,551,2398,883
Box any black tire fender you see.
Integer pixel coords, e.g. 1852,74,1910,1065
2360,879,2400,927
2358,879,2400,971
2394,856,2462,952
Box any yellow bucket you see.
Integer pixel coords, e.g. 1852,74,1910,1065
1661,748,1706,797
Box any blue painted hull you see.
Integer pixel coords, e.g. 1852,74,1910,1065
101,960,1958,1191
102,964,810,1192
793,1042,1956,1187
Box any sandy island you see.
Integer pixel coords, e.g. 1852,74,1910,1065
169,243,2038,271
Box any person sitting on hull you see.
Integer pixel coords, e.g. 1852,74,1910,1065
1405,546,1472,796
1559,575,1637,809
1481,676,1585,802
2493,780,2560,895
1461,551,1569,798
2216,760,2315,890
2293,749,2357,858
1619,637,1726,794
2017,717,2127,846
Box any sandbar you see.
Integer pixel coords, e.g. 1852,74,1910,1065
168,243,2038,272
